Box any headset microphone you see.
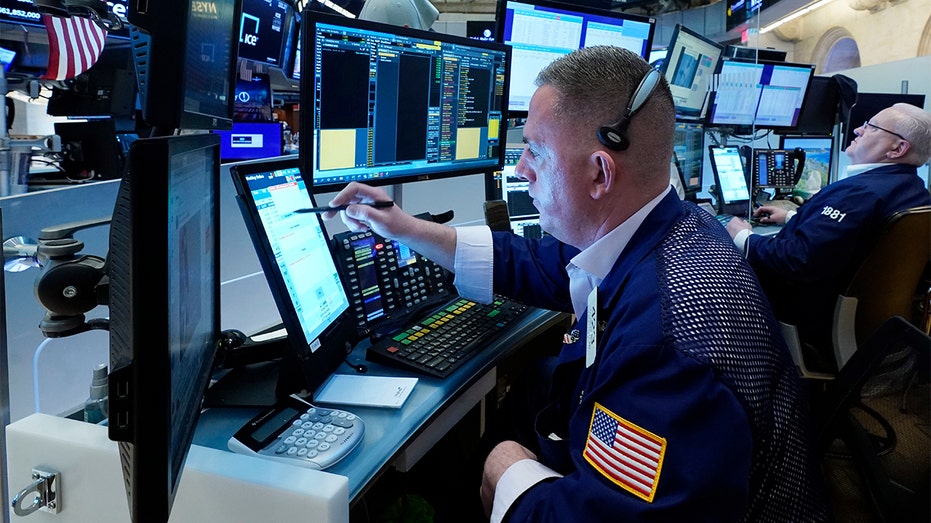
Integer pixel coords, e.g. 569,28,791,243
597,68,662,151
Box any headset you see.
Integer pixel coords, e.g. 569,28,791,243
597,68,662,151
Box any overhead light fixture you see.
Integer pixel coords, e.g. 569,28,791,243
295,0,356,18
761,0,836,34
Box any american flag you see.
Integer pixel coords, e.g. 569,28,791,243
41,14,108,81
583,403,666,502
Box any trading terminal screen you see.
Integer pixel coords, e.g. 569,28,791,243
659,24,723,119
673,121,705,196
301,13,511,192
707,58,815,130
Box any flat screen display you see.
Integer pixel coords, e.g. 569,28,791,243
497,0,655,115
233,74,274,122
238,0,293,67
708,145,750,215
672,120,705,196
659,24,723,119
300,12,511,192
707,57,815,130
212,121,283,162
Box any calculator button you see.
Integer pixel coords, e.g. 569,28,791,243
317,442,331,452
314,432,327,440
306,439,319,448
301,421,314,429
345,414,357,421
322,425,335,432
333,427,346,435
336,411,348,418
295,437,308,446
275,445,289,455
305,408,317,417
297,448,308,457
312,422,325,430
331,418,353,428
286,447,298,456
284,436,297,445
292,419,302,426
325,434,338,443
292,428,305,437
307,449,319,458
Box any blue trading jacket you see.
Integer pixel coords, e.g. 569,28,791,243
746,164,930,345
490,190,828,522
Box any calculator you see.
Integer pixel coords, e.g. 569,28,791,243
228,395,364,470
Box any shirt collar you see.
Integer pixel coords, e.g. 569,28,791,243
845,162,889,177
569,185,672,279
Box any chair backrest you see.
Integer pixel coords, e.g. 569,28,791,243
842,205,931,347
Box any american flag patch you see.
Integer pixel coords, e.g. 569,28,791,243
582,402,666,502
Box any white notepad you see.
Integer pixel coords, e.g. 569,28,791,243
314,374,418,409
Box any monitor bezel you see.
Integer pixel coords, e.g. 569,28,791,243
495,0,656,118
706,57,816,132
708,144,751,216
299,10,512,193
128,0,241,132
228,155,359,397
658,24,723,120
107,133,221,523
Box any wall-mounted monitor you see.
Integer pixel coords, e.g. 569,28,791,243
659,24,723,120
496,0,655,116
300,12,511,192
212,121,284,162
706,57,815,131
238,0,294,68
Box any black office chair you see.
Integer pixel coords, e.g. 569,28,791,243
781,205,931,378
812,316,930,523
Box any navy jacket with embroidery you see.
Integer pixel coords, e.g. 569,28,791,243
489,190,828,522
746,164,930,349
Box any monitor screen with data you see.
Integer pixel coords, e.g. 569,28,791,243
659,24,723,119
707,58,815,130
496,0,655,116
300,12,511,192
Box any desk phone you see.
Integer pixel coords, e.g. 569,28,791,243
333,229,452,334
228,395,364,470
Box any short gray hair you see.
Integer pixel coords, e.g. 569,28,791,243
534,46,675,171
891,103,931,165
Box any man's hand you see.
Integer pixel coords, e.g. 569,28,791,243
726,216,752,238
480,441,538,517
753,205,788,225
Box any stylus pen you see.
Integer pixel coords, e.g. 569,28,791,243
295,201,395,214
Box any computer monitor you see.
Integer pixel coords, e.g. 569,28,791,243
708,145,751,216
659,24,723,120
496,0,655,116
300,12,511,192
128,0,241,133
707,57,816,131
672,120,705,199
780,135,834,198
842,92,926,151
501,148,537,219
107,133,221,523
229,156,358,397
238,0,294,68
233,73,274,122
776,75,839,136
45,44,137,122
54,119,125,181
212,121,284,162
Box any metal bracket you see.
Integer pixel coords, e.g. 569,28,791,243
11,467,61,516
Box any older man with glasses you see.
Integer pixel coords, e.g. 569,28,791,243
727,102,931,368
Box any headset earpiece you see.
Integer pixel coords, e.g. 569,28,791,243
596,68,661,151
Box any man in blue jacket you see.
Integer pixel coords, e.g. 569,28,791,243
727,103,931,368
327,46,827,521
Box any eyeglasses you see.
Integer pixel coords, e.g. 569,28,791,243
863,120,908,141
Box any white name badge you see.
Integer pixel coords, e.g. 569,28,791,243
586,287,598,368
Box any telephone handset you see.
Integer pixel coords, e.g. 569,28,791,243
752,148,806,192
331,229,453,336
